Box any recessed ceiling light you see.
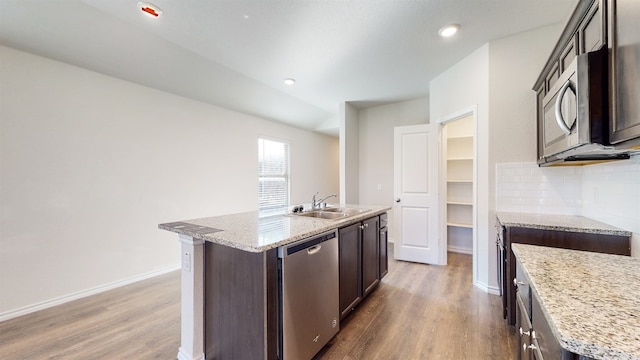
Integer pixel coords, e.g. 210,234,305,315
138,2,163,18
438,24,460,38
283,78,296,85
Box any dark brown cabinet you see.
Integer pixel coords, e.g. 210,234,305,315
362,216,380,297
534,0,605,98
498,222,630,326
338,215,384,320
609,0,640,147
338,222,362,319
516,296,533,360
534,0,640,152
379,213,389,279
579,0,606,53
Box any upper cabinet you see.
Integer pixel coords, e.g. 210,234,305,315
609,0,640,148
580,0,606,53
533,0,640,161
533,0,606,99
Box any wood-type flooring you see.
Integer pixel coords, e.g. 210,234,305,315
0,250,515,359
315,251,516,359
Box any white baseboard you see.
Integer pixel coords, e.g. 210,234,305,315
474,281,501,295
447,245,473,255
0,264,180,322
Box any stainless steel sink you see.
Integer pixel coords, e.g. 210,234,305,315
292,207,370,220
322,207,370,215
295,210,349,220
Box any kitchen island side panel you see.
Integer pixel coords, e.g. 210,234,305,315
204,243,278,360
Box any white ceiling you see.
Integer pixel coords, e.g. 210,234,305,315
0,0,577,136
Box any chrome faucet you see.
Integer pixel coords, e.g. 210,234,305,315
311,193,337,210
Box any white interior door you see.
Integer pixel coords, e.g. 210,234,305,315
393,124,443,265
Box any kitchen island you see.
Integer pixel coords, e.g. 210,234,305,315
159,204,390,360
512,243,640,359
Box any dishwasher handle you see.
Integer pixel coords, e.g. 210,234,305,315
307,244,322,255
280,230,337,258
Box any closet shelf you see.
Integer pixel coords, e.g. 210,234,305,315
447,222,473,229
447,201,473,206
447,134,473,140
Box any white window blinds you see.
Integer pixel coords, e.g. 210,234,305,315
258,138,289,215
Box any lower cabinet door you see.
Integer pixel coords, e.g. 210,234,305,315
516,296,533,360
339,223,361,319
379,226,388,279
362,217,380,297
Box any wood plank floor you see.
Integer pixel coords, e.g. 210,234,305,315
0,272,181,359
0,251,515,359
315,251,516,359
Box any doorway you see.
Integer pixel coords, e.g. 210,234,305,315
440,110,477,274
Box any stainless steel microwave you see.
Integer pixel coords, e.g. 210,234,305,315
539,48,630,165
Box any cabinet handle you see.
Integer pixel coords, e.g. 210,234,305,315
554,79,576,136
519,327,530,337
523,344,538,352
364,223,369,228
360,225,365,230
513,278,525,287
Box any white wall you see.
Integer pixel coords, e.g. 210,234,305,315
430,44,490,290
358,98,429,205
428,24,563,292
486,24,564,290
496,158,640,257
357,98,429,242
0,45,339,318
340,102,360,204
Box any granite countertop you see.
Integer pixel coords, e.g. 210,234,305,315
512,244,640,360
158,204,390,253
496,211,632,236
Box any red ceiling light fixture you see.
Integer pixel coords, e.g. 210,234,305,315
137,2,163,18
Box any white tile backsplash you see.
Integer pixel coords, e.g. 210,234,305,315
496,162,582,215
581,157,640,236
496,157,640,256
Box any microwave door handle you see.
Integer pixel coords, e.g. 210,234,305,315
554,79,575,136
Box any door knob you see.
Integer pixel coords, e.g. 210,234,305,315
395,198,401,203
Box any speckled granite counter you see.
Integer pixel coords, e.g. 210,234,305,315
159,204,390,252
512,244,640,360
497,212,632,236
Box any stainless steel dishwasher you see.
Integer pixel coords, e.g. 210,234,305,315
278,230,339,360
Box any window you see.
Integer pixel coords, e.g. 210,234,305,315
258,137,289,216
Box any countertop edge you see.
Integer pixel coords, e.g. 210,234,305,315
159,207,390,253
496,212,632,237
